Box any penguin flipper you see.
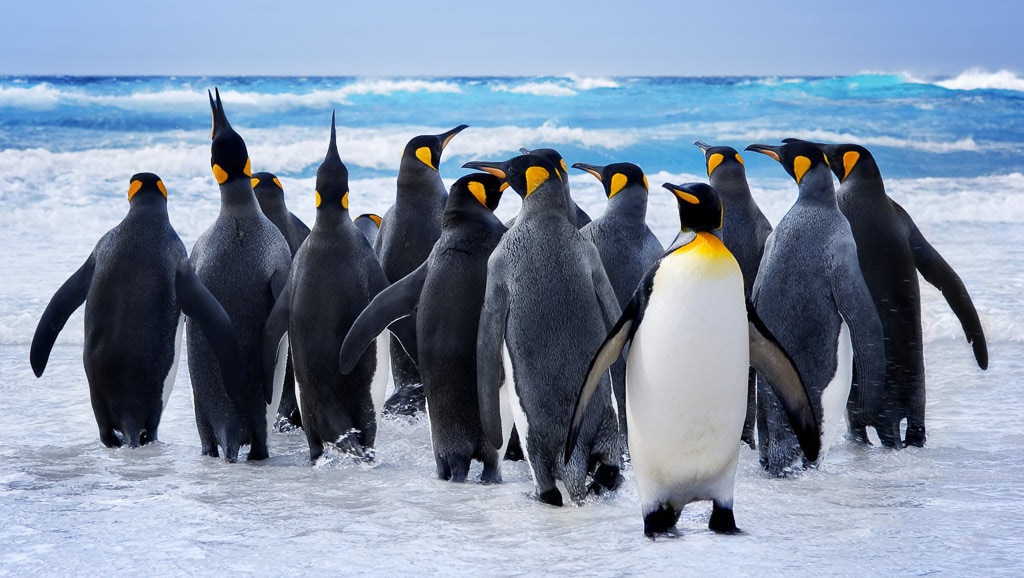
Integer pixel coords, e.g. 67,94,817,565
338,262,426,374
904,206,987,369
30,254,95,377
564,289,642,465
747,301,820,463
830,247,886,425
262,282,292,405
478,261,511,449
176,265,247,405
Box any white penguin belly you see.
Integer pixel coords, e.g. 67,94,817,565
163,316,185,410
819,321,852,460
371,332,391,419
626,260,748,504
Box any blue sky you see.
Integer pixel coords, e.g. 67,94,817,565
1,0,1021,77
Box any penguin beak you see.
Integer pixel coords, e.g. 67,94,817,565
439,124,469,150
744,143,783,163
693,140,711,154
570,162,605,182
462,160,508,180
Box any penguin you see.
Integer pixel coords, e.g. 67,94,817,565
263,113,390,462
338,173,509,482
464,153,623,506
565,181,820,538
806,140,987,447
354,213,382,245
252,171,311,430
571,161,664,436
744,140,885,476
30,173,243,449
519,147,591,228
695,140,774,449
187,88,292,462
375,124,469,416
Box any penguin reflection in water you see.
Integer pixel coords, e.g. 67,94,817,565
31,173,244,449
566,182,819,538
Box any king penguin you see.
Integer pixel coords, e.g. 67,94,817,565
695,140,773,448
30,173,244,449
571,161,664,436
187,88,292,462
519,147,591,228
375,124,469,416
464,153,623,506
565,181,819,538
253,171,311,430
745,140,885,476
262,113,391,462
808,140,987,447
339,172,509,482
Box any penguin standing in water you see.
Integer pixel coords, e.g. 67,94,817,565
572,161,664,436
339,173,509,482
187,88,292,462
31,173,243,449
808,141,987,447
566,181,819,538
695,140,773,448
253,171,310,430
375,125,469,416
745,140,885,476
263,114,391,462
465,153,623,506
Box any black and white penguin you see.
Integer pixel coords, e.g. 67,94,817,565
565,181,819,538
572,161,664,435
31,173,243,449
339,173,509,482
374,124,469,416
187,88,292,462
695,140,774,448
745,140,885,475
354,213,382,245
252,171,310,430
810,140,987,447
263,113,391,462
464,153,623,506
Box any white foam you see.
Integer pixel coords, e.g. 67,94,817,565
934,69,1024,92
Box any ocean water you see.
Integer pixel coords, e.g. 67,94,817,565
0,72,1021,575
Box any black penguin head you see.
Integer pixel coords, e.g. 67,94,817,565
817,143,879,183
403,124,468,171
463,154,562,201
451,172,509,212
208,88,252,185
571,161,648,199
745,140,830,185
314,111,350,210
662,182,722,233
355,213,382,229
520,147,569,182
694,141,746,178
252,171,284,202
127,172,167,203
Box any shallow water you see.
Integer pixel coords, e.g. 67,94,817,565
0,338,1016,575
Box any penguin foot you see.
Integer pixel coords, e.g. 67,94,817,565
588,464,623,495
643,505,681,538
709,501,740,534
538,488,563,507
503,427,524,461
904,423,926,448
383,383,425,416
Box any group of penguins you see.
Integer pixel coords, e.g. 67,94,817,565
29,88,988,538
